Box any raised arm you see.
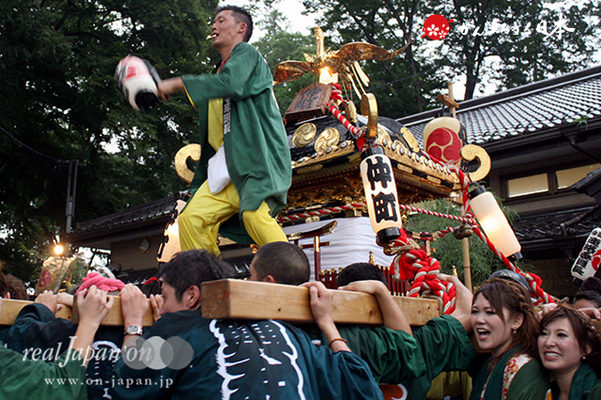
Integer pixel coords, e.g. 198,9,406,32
340,280,412,335
119,284,150,347
301,281,351,353
71,285,114,367
438,273,473,333
157,77,185,101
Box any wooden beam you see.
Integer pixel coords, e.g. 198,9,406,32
71,296,154,326
0,298,154,327
1,279,441,327
0,299,72,325
201,279,441,326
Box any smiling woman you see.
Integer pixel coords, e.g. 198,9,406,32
538,304,601,400
469,278,549,400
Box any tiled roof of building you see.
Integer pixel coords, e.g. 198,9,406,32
71,195,177,236
397,65,601,145
513,205,601,243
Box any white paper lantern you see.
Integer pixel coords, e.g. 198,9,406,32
359,146,402,245
469,184,521,257
157,199,187,263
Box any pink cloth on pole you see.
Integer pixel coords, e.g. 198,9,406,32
76,272,125,294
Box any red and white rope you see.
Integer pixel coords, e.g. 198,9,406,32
327,83,363,139
390,249,456,314
329,103,362,139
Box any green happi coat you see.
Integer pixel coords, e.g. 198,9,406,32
110,308,384,400
549,363,601,400
0,340,87,400
181,42,291,243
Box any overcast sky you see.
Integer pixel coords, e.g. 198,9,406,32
221,0,318,39
218,0,599,99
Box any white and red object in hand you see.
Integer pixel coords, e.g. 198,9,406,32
115,55,161,113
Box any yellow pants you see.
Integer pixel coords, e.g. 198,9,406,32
178,180,287,256
426,371,472,400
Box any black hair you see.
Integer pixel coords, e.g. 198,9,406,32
581,276,601,292
253,242,310,285
573,277,601,308
573,290,601,308
216,5,253,42
158,249,235,301
337,262,389,288
5,274,29,300
141,270,164,298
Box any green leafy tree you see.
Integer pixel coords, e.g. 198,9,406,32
0,0,218,284
298,0,446,116
254,8,318,114
266,0,600,111
404,198,531,288
421,0,599,99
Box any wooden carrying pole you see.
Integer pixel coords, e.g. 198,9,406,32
0,297,155,327
199,279,440,326
1,280,440,327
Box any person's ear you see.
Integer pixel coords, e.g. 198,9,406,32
186,285,201,310
262,275,277,284
511,313,524,331
238,22,247,36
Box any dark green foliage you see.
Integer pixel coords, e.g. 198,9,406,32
254,9,319,115
403,198,527,287
297,0,599,104
299,0,447,116
0,0,217,283
430,0,598,99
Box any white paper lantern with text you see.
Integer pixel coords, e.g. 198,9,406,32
360,146,402,245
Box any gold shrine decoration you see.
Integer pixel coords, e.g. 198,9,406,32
175,144,201,183
274,27,411,98
314,128,341,153
460,144,491,182
361,93,379,140
400,127,421,154
292,123,318,148
377,126,392,147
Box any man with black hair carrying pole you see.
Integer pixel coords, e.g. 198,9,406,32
112,249,384,400
157,5,290,256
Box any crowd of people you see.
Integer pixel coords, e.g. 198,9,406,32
1,3,600,400
0,244,600,399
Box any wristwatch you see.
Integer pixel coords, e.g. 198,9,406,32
124,325,144,336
